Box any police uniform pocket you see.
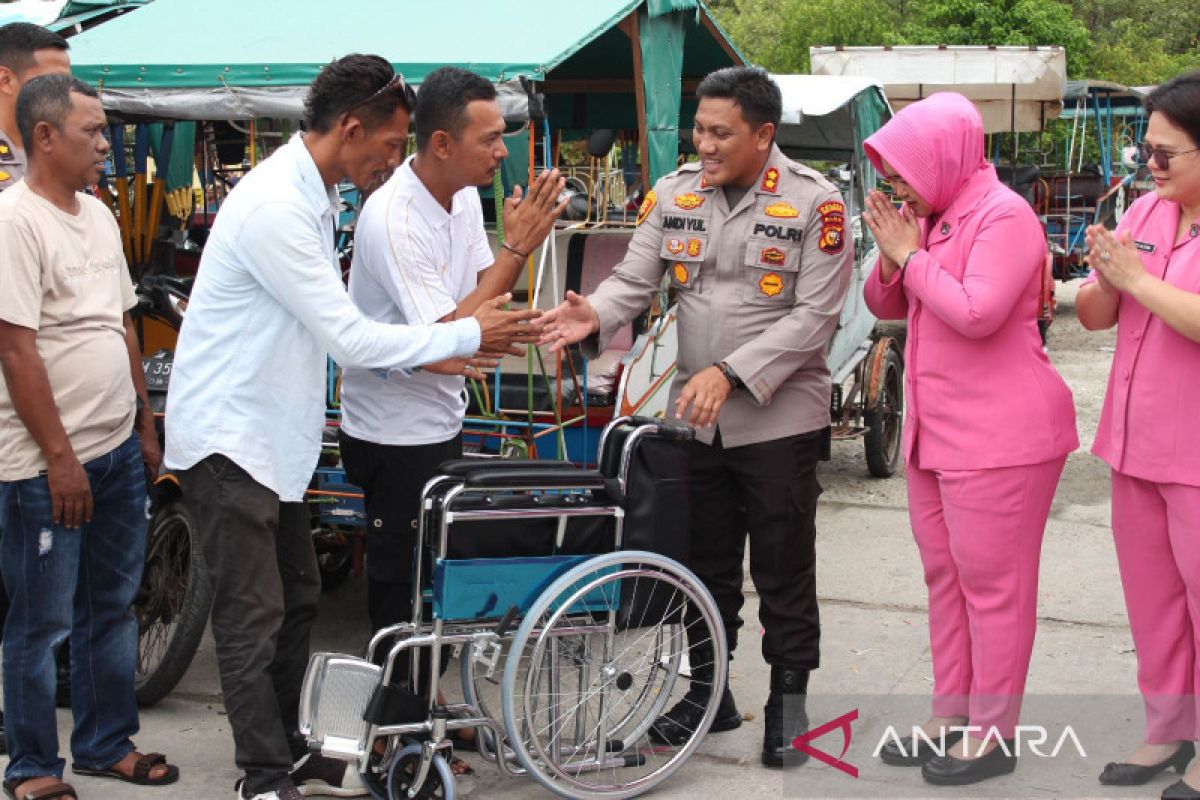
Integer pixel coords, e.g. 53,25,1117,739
742,240,799,303
661,235,706,290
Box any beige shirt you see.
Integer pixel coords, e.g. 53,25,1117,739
0,180,138,480
0,129,25,193
585,145,854,448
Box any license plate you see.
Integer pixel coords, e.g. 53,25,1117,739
142,353,173,391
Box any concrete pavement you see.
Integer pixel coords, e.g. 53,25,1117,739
30,282,1164,799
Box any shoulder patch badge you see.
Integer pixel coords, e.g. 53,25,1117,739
818,200,846,255
761,167,780,193
764,201,799,219
758,272,784,297
672,262,691,285
686,238,703,258
667,238,685,255
674,193,704,211
636,190,657,226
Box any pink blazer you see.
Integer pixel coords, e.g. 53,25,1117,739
863,175,1077,470
862,93,1077,470
1087,193,1200,485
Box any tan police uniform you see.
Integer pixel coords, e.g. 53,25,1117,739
582,143,853,667
0,129,26,193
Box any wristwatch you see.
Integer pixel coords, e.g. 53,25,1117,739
715,361,742,389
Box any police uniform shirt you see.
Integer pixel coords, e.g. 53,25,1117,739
0,128,25,192
584,144,854,448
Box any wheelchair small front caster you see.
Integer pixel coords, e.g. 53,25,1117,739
387,743,456,799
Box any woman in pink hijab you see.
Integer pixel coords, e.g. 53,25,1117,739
861,92,1078,786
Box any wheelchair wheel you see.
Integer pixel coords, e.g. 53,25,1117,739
460,638,511,763
501,551,726,799
387,743,455,799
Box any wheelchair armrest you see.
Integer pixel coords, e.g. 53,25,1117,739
461,468,607,490
437,458,576,476
627,417,694,442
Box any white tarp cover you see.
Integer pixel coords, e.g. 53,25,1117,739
810,45,1066,133
0,0,68,25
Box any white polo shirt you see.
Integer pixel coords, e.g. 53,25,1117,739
340,157,494,446
164,137,481,500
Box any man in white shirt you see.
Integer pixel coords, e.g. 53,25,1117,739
338,67,565,707
164,56,539,800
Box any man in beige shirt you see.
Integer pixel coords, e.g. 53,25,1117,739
0,22,71,755
0,74,177,799
541,67,852,769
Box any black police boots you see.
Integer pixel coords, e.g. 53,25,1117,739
649,646,742,746
762,666,810,768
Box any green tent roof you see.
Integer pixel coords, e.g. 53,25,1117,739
69,0,739,88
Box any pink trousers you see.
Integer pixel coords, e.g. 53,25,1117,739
1111,471,1200,743
907,456,1067,737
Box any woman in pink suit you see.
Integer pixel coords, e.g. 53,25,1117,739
1077,71,1200,800
861,92,1078,786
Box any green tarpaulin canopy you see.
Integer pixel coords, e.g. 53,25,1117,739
67,0,744,183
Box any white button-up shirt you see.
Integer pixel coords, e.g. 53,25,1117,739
340,158,493,446
165,136,480,500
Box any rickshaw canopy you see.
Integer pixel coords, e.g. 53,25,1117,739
67,0,744,184
810,45,1066,134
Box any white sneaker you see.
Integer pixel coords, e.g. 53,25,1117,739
237,783,305,800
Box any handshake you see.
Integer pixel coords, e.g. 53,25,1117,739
422,286,604,380
421,293,543,380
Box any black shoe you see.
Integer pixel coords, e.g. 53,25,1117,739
879,728,964,767
1100,741,1195,786
649,685,741,746
1163,778,1200,799
761,667,810,769
922,742,1017,786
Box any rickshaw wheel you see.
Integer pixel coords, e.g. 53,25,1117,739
864,339,903,478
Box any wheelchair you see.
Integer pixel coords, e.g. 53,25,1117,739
299,417,728,799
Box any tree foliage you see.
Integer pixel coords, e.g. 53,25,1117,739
710,0,1200,84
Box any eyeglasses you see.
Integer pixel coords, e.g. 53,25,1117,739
1135,142,1200,171
344,73,417,119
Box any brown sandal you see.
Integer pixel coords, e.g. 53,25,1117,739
2,779,78,800
72,751,179,786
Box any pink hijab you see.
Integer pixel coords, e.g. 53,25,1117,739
863,92,992,214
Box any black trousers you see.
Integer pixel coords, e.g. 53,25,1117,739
684,429,823,670
180,454,321,795
338,430,461,684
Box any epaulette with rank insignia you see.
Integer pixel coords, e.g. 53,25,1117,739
0,142,15,163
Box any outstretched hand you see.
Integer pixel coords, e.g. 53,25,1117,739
472,293,543,354
536,291,600,353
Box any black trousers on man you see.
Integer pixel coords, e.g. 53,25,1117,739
180,454,321,795
337,430,461,684
684,428,823,670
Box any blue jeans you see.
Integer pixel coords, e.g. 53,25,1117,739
0,434,147,781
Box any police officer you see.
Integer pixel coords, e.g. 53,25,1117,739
0,23,70,192
540,66,853,768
